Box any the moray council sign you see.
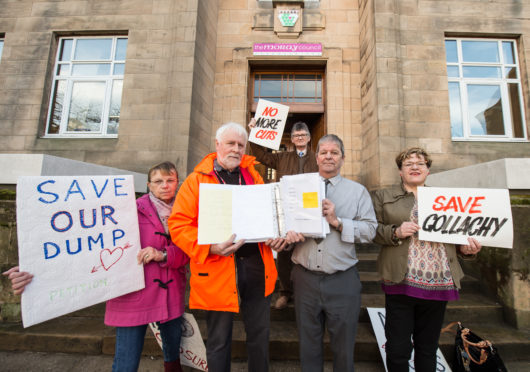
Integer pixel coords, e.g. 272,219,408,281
253,43,322,56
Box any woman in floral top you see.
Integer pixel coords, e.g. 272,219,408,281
371,147,481,372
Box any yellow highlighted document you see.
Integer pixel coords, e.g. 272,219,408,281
303,192,319,209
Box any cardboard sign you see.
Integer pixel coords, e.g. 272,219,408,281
249,99,289,150
418,187,513,249
16,176,144,327
150,313,208,371
367,307,452,372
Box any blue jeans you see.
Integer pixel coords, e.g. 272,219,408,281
112,317,182,372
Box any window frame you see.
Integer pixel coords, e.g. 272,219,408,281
44,35,127,138
0,36,4,62
445,37,528,142
250,70,325,113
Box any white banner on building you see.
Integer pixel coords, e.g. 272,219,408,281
367,307,452,372
418,187,513,248
249,99,289,151
17,175,144,327
149,313,208,371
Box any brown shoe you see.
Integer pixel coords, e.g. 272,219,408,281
274,295,289,309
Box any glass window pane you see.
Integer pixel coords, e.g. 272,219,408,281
293,97,317,103
59,39,73,61
462,66,501,78
260,78,282,97
508,83,524,138
74,38,112,60
67,81,106,132
294,81,316,98
113,63,125,75
47,80,67,134
447,66,459,78
445,40,458,63
115,38,128,60
0,40,4,61
502,41,515,64
254,78,260,97
448,82,463,137
72,63,111,76
504,67,517,79
316,79,322,97
462,41,499,63
107,80,123,134
56,63,70,76
467,84,504,135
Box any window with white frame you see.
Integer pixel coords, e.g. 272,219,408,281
445,38,527,141
45,36,127,137
0,37,4,61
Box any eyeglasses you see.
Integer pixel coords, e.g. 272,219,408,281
292,133,309,139
150,179,178,186
402,162,427,168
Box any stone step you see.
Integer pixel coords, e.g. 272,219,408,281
185,291,503,325
1,315,528,364
51,288,505,326
356,252,378,272
2,351,529,372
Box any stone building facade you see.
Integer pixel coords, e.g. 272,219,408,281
0,0,529,189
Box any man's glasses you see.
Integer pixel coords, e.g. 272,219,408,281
292,133,309,139
402,162,427,168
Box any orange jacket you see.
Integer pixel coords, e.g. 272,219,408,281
168,153,278,312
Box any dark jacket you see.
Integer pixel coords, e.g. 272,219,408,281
249,142,318,180
371,185,465,289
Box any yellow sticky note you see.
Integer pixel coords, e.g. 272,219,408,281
302,192,319,209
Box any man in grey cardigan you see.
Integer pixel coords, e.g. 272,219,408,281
248,119,318,309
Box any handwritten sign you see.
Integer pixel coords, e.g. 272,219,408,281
367,307,451,372
16,176,144,327
150,313,207,371
249,99,289,150
418,187,513,249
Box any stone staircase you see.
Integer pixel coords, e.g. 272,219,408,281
1,244,529,371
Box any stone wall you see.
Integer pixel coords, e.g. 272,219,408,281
367,0,530,189
461,202,530,330
0,199,19,322
0,0,203,177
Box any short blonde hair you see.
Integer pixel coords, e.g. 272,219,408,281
395,147,432,169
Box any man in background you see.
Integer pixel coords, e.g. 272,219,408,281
248,119,318,309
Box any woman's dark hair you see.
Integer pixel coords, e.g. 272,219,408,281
148,161,178,182
395,147,432,169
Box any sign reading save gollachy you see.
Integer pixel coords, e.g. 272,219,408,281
418,187,513,249
17,175,144,327
249,99,289,151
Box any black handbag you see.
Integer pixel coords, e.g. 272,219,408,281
442,322,508,372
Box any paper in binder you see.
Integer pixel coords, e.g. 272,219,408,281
198,172,328,244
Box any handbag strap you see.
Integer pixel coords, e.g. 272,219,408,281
461,328,492,365
441,321,460,335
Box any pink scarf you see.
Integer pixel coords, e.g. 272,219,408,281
148,192,174,234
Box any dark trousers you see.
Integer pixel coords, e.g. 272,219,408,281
205,253,271,372
292,264,362,372
277,249,294,297
385,294,447,372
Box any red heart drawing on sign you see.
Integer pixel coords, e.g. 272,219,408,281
100,247,124,271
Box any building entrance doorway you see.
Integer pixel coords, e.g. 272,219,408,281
248,67,326,182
